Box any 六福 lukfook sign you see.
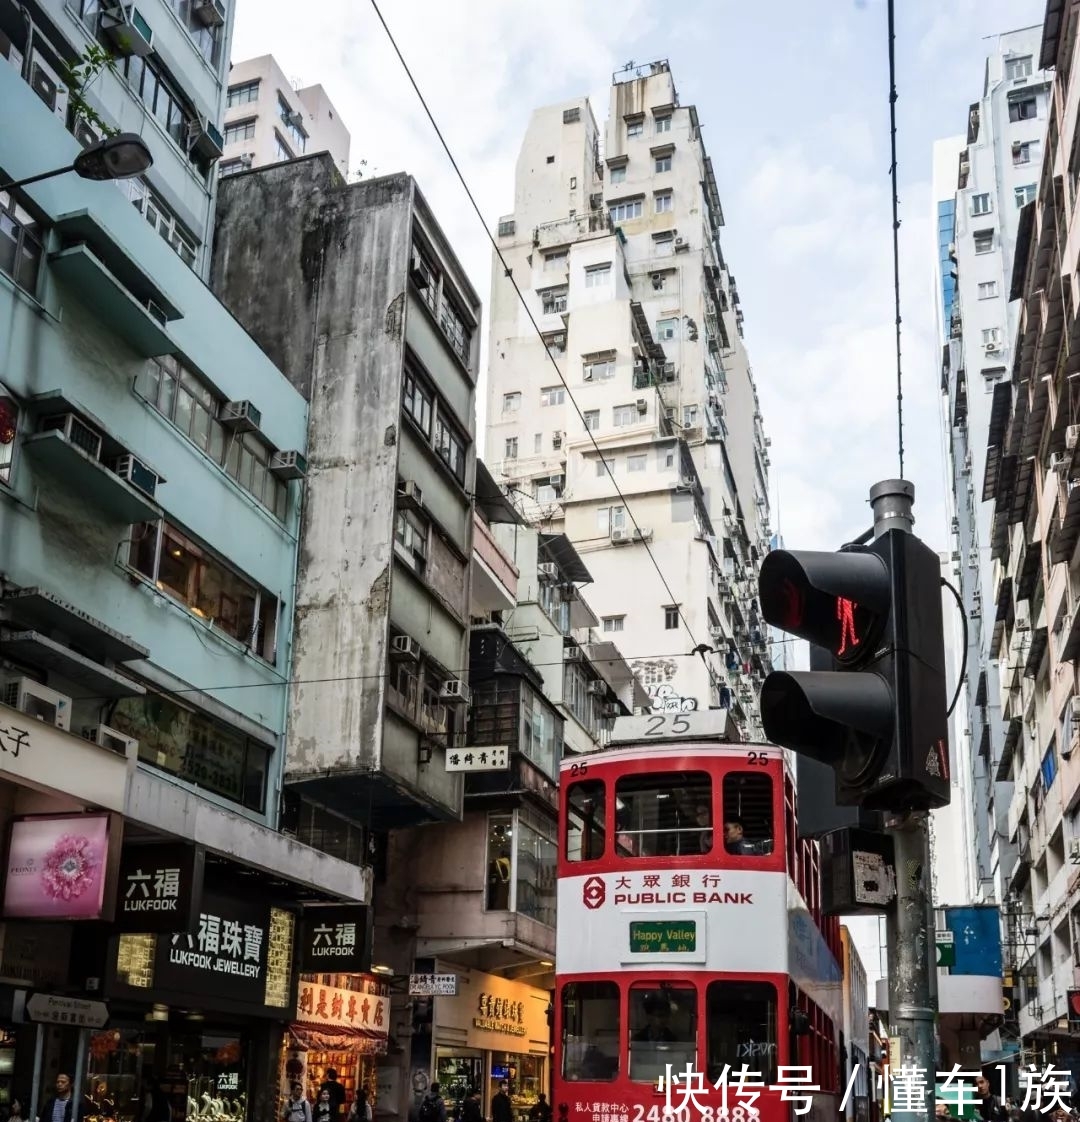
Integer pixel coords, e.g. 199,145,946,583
115,843,204,933
298,905,373,974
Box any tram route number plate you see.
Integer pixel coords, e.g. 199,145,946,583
628,920,697,954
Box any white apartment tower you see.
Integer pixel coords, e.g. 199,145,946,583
487,61,772,735
220,54,351,179
936,27,1049,907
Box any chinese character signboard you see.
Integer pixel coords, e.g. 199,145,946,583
116,843,204,933
409,974,457,996
472,991,527,1037
444,746,509,773
298,905,373,973
296,980,388,1038
2,814,112,921
150,890,272,1008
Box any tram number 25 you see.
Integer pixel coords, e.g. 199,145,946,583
745,750,769,766
631,1108,759,1122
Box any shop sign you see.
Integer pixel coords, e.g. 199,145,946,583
445,746,509,772
116,843,204,933
472,992,527,1037
297,905,373,973
151,890,272,1008
2,814,112,921
296,980,388,1036
409,973,457,996
629,920,696,954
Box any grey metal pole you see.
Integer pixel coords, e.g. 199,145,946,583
28,1024,43,1122
869,479,938,1121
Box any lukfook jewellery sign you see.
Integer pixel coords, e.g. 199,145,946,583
116,843,204,933
298,905,373,973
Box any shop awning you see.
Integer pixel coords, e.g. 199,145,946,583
289,1024,388,1055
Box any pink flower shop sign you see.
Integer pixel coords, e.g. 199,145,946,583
2,814,111,920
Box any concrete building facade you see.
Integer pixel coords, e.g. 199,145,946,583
486,61,771,739
221,54,350,179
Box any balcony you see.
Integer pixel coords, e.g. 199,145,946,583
471,512,518,615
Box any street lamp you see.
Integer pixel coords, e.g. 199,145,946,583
1,132,153,193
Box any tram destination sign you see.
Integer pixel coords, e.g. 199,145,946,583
629,920,697,954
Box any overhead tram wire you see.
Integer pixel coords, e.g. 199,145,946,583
366,0,704,653
887,0,905,478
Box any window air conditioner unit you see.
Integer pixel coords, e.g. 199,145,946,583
270,450,308,480
219,400,262,432
634,358,646,373
0,27,24,73
564,647,583,662
552,432,563,450
985,341,999,353
635,399,648,413
601,703,621,718
587,680,607,697
398,480,423,508
1068,425,1080,452
1015,601,1030,631
633,527,653,542
610,528,629,543
710,625,723,642
188,116,224,161
285,109,305,131
39,413,103,461
1070,839,1080,865
192,0,226,26
537,562,558,578
651,274,663,290
2,677,71,731
439,679,471,705
28,51,69,119
75,119,101,149
82,724,138,755
100,4,155,57
111,454,159,497
390,634,421,660
549,474,565,488
1050,452,1065,473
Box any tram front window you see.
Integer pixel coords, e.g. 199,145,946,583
628,984,696,1081
561,981,619,1081
722,772,774,856
566,780,606,862
614,772,711,857
705,980,778,1084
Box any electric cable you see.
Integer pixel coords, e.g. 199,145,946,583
366,0,713,653
941,576,968,718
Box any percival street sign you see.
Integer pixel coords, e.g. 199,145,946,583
25,992,108,1028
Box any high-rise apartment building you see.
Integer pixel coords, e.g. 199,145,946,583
221,54,350,179
486,61,771,736
936,28,1049,910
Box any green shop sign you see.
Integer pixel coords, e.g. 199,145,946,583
629,921,697,954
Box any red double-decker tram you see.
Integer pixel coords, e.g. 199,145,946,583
554,712,844,1122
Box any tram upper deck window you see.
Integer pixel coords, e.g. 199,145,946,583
561,981,619,1081
566,780,606,861
614,772,711,857
629,983,697,1081
722,772,773,856
705,980,778,1084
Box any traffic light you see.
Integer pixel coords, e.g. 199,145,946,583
757,529,950,812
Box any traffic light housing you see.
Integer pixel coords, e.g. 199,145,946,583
758,529,950,812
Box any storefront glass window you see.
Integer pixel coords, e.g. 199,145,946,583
515,813,556,928
561,981,619,1081
486,815,513,910
435,1052,483,1113
490,1053,543,1121
628,983,696,1082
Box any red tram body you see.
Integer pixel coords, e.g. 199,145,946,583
554,713,844,1122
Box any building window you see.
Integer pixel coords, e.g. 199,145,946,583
1041,741,1058,790
503,392,521,413
534,433,542,454
111,688,269,813
971,194,991,216
583,356,616,381
1005,55,1033,80
723,771,774,854
585,263,612,288
441,291,472,366
402,369,433,436
973,230,994,254
654,154,672,174
129,520,279,663
584,409,600,430
603,615,625,632
0,190,44,296
655,191,673,213
597,506,626,534
1015,183,1037,207
653,232,675,257
562,981,619,1081
565,779,605,861
705,981,778,1084
977,281,998,300
655,115,672,133
614,770,711,857
138,358,287,520
613,404,637,426
218,159,246,177
224,119,257,145
394,505,428,573
627,454,647,472
609,199,643,222
542,287,568,315
982,327,1003,348
0,385,18,486
1009,95,1037,123
116,177,198,268
596,457,611,478
411,239,440,315
656,317,678,341
273,133,294,163
627,119,643,138
664,606,679,630
486,814,513,910
505,437,518,460
541,386,566,407
159,0,224,66
683,405,699,426
516,809,557,927
609,164,627,185
226,80,259,108
563,107,581,124
434,414,467,483
520,684,561,777
544,249,568,271
628,983,697,1080
543,332,566,354
117,54,205,168
1013,140,1039,165
277,95,307,153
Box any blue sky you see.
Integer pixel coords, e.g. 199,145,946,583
232,0,1047,985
